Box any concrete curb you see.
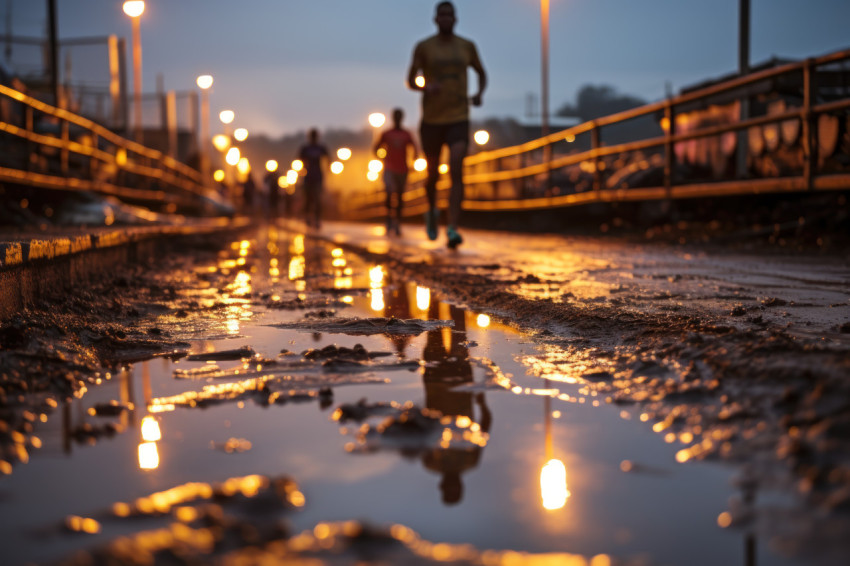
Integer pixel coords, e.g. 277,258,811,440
0,217,252,321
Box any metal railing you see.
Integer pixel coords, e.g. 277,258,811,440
0,83,221,214
345,47,850,220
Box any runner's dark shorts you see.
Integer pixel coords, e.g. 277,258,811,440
419,120,469,157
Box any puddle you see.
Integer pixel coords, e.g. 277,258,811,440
0,227,810,565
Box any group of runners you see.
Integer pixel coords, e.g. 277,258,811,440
294,1,487,249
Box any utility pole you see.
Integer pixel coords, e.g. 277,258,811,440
47,0,60,107
737,0,751,179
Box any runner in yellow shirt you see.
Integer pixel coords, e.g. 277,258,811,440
407,1,487,249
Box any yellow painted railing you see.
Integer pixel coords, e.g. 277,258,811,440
0,83,223,214
345,47,850,220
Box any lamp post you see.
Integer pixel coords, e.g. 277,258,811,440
122,1,145,143
540,0,550,139
539,0,553,192
219,110,236,198
196,74,213,185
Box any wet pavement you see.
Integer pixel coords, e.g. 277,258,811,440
1,219,849,565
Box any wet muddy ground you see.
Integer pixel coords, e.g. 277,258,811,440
1,221,849,565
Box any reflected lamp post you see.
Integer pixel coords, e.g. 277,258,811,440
540,383,569,511
196,74,213,185
122,1,145,143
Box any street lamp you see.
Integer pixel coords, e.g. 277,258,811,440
196,74,213,184
368,112,386,129
219,109,235,128
122,1,145,143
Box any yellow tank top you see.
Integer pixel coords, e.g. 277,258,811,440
413,34,482,124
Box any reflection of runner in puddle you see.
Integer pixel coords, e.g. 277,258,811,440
421,298,491,505
383,278,413,357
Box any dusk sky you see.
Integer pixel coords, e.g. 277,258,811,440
5,0,850,138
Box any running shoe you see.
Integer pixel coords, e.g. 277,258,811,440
446,226,463,249
425,209,438,240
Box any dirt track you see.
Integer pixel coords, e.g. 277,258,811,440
2,222,850,563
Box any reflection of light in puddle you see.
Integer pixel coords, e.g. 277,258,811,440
370,288,384,312
416,286,430,311
228,271,252,296
65,515,101,534
367,241,390,254
540,458,570,510
476,314,490,328
369,265,384,287
291,234,305,255
138,442,159,470
289,257,305,280
141,416,161,442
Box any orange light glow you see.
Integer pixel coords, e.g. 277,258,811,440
473,130,489,145
366,170,379,182
212,134,230,152
368,112,386,128
140,415,161,442
138,442,159,470
370,288,385,312
415,75,425,88
368,159,383,173
225,147,240,166
540,458,570,510
265,159,278,172
438,164,449,174
476,314,491,328
337,147,352,160
369,265,384,286
196,74,213,90
291,159,304,171
122,1,145,18
233,128,248,141
237,157,250,175
213,169,225,182
219,109,235,124
414,158,427,172
330,161,344,174
416,286,430,311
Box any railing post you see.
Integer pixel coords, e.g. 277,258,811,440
802,58,816,191
591,122,601,192
90,133,99,180
664,100,674,197
25,106,35,172
60,119,69,175
519,151,526,198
